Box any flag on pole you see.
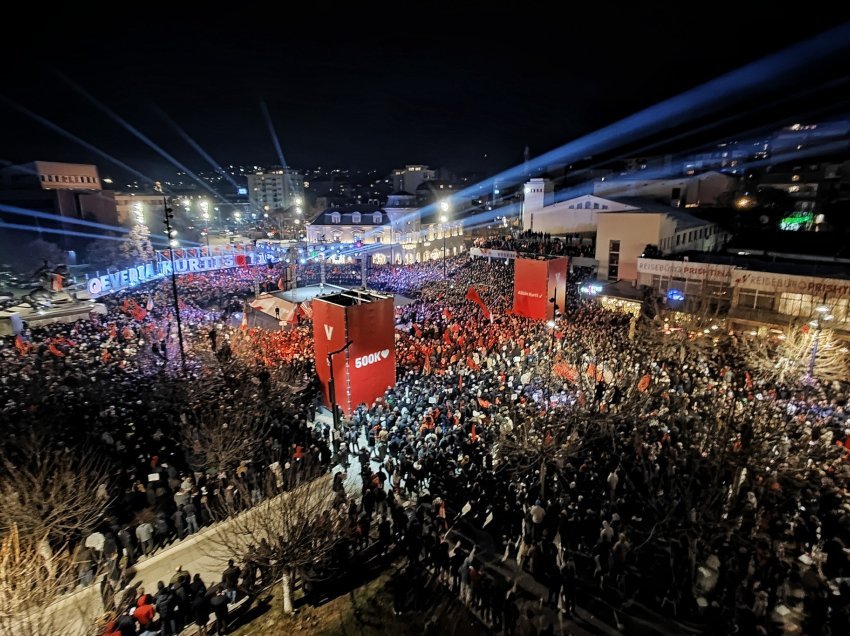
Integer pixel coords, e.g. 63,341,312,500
465,286,492,319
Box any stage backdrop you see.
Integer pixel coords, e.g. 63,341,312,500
312,293,396,416
513,256,568,320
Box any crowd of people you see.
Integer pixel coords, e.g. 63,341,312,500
473,231,595,258
2,249,849,635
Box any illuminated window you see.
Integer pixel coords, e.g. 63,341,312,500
352,212,361,223
330,212,341,223
373,212,382,224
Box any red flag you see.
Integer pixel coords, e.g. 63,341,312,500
638,374,651,392
458,375,463,389
745,371,753,390
545,430,553,446
478,397,491,409
553,363,578,382
471,423,478,442
15,335,29,356
442,308,453,321
465,286,492,319
52,273,64,292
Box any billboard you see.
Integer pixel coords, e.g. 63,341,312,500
312,293,396,416
513,258,550,320
513,257,568,320
346,297,396,413
312,299,348,409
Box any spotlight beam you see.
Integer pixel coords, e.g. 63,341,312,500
152,104,241,191
392,21,850,230
57,73,236,208
0,96,158,187
0,220,177,245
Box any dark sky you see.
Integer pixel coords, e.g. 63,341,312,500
3,3,850,182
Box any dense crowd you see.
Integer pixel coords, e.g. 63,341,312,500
2,252,849,635
0,263,327,612
474,231,594,258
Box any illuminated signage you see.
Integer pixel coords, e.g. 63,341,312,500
579,283,603,295
87,252,269,296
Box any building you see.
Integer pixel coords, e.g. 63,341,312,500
247,167,304,214
306,195,465,265
636,255,850,334
0,160,118,227
114,193,166,227
391,165,435,195
384,191,420,244
306,207,390,246
521,180,726,283
596,200,723,282
592,171,737,207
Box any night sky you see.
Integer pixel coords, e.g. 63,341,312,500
3,4,850,181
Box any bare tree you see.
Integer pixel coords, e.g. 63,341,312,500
179,406,271,475
0,437,112,542
0,525,101,636
744,323,850,385
209,474,345,614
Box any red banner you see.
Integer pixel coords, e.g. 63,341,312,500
513,256,568,321
513,258,549,320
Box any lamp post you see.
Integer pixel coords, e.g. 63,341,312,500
809,304,833,376
162,198,187,372
327,340,353,432
201,210,210,248
440,199,450,281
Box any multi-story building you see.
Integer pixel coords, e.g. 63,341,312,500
0,160,118,227
391,165,435,195
247,167,304,213
636,254,850,334
521,179,726,283
306,193,465,265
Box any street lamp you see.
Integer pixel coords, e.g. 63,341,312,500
201,210,210,248
809,305,834,376
440,198,450,281
162,199,187,372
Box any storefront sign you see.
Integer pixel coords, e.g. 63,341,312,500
637,258,734,282
733,271,850,297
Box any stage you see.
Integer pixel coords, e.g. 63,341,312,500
246,284,416,329
277,284,416,307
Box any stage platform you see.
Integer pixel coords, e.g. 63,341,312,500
247,285,416,329
278,284,416,307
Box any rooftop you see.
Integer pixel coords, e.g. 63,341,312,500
605,196,712,230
